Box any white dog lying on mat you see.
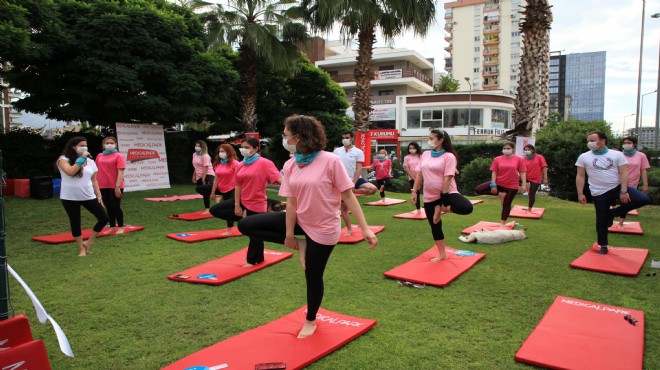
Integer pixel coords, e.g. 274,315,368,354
459,228,527,244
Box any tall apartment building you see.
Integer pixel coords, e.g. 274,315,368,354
444,0,525,94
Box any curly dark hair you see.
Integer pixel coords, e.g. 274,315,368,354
58,136,87,177
283,115,328,154
407,142,422,156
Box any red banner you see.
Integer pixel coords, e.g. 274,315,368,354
245,132,260,140
369,129,399,141
355,131,372,167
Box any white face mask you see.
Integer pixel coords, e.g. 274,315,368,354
104,144,116,151
219,152,227,159
587,141,599,151
377,154,386,160
622,144,634,151
76,146,88,154
282,138,297,153
409,149,417,154
239,148,251,157
523,150,532,156
195,147,202,153
342,138,352,147
427,140,436,149
502,149,513,155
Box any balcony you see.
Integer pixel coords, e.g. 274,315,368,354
444,44,453,52
483,81,500,89
483,48,499,56
482,69,499,77
330,68,433,87
444,35,452,42
484,15,500,23
483,58,499,66
483,25,500,34
484,4,500,12
483,38,499,46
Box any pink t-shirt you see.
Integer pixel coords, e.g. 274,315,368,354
213,160,237,193
419,151,459,202
373,158,392,180
625,151,651,188
524,154,547,183
235,157,281,213
403,154,422,180
192,153,214,180
491,155,527,190
95,152,126,189
279,151,354,245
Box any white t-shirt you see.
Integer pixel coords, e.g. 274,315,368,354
575,149,627,196
58,156,98,201
333,146,365,179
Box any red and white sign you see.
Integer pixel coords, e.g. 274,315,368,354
515,136,535,157
369,129,399,141
355,131,372,167
116,123,170,192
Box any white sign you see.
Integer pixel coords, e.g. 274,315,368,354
515,136,535,156
370,108,396,121
116,123,170,191
374,69,403,80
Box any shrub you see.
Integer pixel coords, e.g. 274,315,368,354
457,157,492,195
646,167,660,205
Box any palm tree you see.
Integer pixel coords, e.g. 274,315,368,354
299,0,436,132
434,74,460,93
509,0,553,138
196,0,308,132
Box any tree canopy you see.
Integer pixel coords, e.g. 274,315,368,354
433,74,460,92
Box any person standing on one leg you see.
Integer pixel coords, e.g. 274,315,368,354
617,136,650,228
209,144,238,235
192,140,215,214
576,131,652,254
374,149,393,203
411,130,473,262
490,142,527,227
522,144,548,214
96,136,127,235
238,115,377,339
403,142,423,214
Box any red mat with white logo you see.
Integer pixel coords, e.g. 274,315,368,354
31,225,144,244
461,221,515,235
162,307,376,370
168,210,214,221
168,247,292,285
392,209,427,220
166,228,243,243
608,221,644,235
337,225,385,244
145,194,202,202
515,296,644,370
509,205,545,219
383,247,485,287
364,198,406,206
569,243,648,276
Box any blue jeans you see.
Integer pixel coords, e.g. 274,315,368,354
592,185,651,246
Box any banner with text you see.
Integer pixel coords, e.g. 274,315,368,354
116,123,170,192
515,136,535,157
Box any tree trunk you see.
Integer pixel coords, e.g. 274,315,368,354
239,43,258,133
353,28,375,132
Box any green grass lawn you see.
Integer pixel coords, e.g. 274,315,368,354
3,185,659,369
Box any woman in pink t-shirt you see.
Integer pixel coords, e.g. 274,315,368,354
209,144,238,235
95,136,126,234
238,115,377,339
522,144,548,214
403,142,423,213
192,140,215,212
490,142,527,226
618,136,651,227
374,149,393,202
411,130,473,262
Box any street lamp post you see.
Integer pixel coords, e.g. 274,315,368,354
640,90,657,139
652,13,660,149
634,0,647,138
623,113,636,136
464,77,473,144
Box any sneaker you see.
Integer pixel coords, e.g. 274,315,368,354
596,246,609,255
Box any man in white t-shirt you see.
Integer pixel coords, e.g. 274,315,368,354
575,131,651,254
334,131,377,235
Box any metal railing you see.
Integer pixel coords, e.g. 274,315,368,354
331,68,433,86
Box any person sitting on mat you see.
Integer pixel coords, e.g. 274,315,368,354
522,144,548,214
96,136,127,235
489,142,527,227
374,149,393,203
238,115,377,338
192,140,215,214
616,136,650,229
210,137,282,266
209,144,238,235
403,142,423,214
57,136,109,256
576,131,652,254
411,129,473,262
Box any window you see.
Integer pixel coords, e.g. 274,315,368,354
475,47,481,52
379,90,394,96
474,57,481,62
421,110,443,129
475,36,481,41
550,66,559,72
491,109,510,129
550,87,558,93
474,67,480,72
512,31,521,37
550,73,558,80
511,42,520,48
406,110,421,129
549,80,558,87
511,53,520,59
443,108,482,128
550,59,559,66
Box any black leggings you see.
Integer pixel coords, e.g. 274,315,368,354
196,175,215,208
527,181,541,209
100,188,123,227
497,186,518,221
210,198,263,263
216,188,235,201
409,179,421,210
237,212,335,321
61,199,108,237
424,193,473,241
376,178,392,198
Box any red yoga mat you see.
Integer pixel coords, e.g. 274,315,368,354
608,221,644,235
509,205,545,219
461,221,515,235
384,247,485,287
570,243,649,276
168,247,292,285
31,225,144,244
392,209,427,220
337,225,385,244
145,194,203,201
470,199,484,205
168,210,214,221
162,307,376,370
0,340,51,370
364,198,407,206
515,296,644,370
166,228,243,243
0,315,33,349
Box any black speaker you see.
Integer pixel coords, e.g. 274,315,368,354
30,176,53,199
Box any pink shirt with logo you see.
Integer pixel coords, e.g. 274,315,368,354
523,154,547,183
279,151,354,245
192,153,214,180
624,151,650,188
95,152,126,189
403,154,422,180
235,157,281,213
419,151,459,202
491,155,527,190
374,158,392,180
213,160,237,193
